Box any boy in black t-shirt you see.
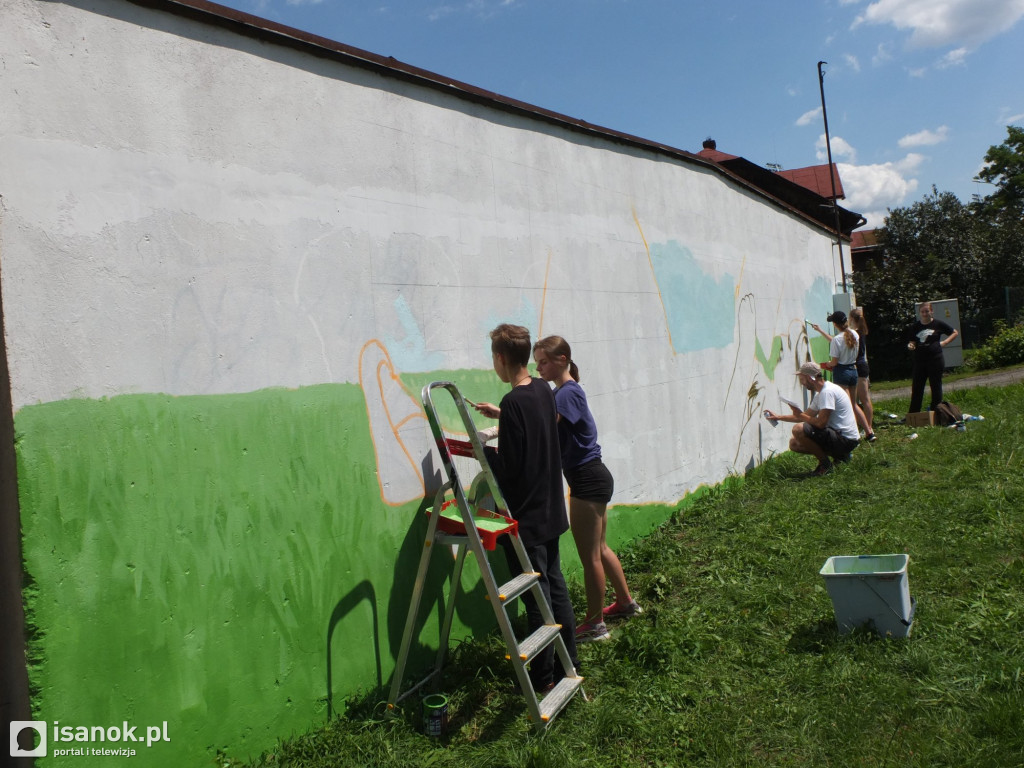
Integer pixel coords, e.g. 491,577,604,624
471,324,579,691
905,301,959,414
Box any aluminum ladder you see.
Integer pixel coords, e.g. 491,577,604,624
386,381,584,732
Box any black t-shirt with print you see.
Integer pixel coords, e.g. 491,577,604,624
905,319,955,360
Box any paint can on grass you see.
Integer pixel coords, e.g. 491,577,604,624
423,694,448,737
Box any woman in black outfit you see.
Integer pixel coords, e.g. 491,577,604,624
905,302,959,415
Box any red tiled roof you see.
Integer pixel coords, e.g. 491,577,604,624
695,145,864,235
776,164,845,200
850,229,881,250
696,148,739,163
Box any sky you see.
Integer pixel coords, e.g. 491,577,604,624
215,0,1024,230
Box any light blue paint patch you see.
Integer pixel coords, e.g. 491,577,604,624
803,276,835,326
481,300,539,358
385,294,444,372
649,241,735,352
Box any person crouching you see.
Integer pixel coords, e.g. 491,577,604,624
765,361,860,476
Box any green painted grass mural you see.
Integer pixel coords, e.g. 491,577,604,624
16,384,466,765
15,374,678,765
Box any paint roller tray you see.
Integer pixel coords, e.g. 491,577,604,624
428,499,518,550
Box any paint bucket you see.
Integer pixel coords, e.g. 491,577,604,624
423,694,448,737
820,554,915,638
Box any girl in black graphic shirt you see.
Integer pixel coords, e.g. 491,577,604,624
905,302,958,414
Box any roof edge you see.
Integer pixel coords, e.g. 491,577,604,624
124,0,854,239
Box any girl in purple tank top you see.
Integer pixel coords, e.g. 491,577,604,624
533,335,642,643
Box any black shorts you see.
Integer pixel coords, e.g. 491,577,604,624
564,459,614,504
803,423,859,459
856,360,870,379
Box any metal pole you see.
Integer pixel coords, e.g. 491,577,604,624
818,61,848,293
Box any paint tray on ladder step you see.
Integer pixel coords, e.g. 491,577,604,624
820,554,916,638
427,499,518,550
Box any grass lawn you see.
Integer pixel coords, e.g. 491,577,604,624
231,383,1024,768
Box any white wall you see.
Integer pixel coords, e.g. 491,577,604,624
1,0,842,509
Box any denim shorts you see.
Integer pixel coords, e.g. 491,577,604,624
833,363,858,388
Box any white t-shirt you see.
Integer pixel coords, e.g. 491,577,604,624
829,329,860,365
809,380,859,439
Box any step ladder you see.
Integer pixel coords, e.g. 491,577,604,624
386,381,584,732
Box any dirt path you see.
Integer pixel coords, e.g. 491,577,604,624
874,367,1024,402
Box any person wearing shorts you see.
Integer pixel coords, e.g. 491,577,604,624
533,335,641,643
849,307,874,434
810,311,875,442
765,361,860,476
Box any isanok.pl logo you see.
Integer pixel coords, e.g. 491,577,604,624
9,721,46,758
9,719,170,757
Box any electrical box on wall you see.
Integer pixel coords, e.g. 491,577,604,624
915,299,963,368
832,292,855,316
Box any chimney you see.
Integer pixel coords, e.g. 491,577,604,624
702,137,717,150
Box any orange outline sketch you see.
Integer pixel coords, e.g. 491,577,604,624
632,206,676,353
358,339,429,506
537,249,553,339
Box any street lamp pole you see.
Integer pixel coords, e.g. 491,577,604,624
818,61,848,293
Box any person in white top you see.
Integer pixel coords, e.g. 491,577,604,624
764,361,860,476
809,311,876,442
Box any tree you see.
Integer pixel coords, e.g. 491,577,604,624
852,188,985,378
974,126,1024,316
852,130,1024,380
974,125,1024,217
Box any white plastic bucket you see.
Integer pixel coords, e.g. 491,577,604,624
820,554,915,637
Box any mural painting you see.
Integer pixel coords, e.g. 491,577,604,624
2,3,846,764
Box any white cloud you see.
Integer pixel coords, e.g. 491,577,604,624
844,53,862,71
871,42,894,66
796,107,823,126
896,153,927,173
427,0,518,20
813,134,925,228
898,125,950,147
427,5,456,20
816,134,857,162
839,157,923,228
852,0,1024,50
937,47,969,67
1003,112,1024,125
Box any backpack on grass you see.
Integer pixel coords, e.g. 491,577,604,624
935,401,963,426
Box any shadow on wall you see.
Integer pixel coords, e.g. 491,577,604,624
326,579,380,717
326,493,504,717
384,497,504,696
